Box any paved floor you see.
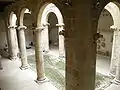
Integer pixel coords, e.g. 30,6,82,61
105,83,120,90
0,58,58,90
96,54,111,76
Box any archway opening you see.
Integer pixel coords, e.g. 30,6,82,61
95,2,120,89
48,12,59,53
37,3,65,90
21,8,34,55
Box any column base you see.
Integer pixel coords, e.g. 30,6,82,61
109,72,115,78
43,49,49,54
35,77,49,84
20,65,30,70
112,78,120,85
59,54,65,58
9,56,19,61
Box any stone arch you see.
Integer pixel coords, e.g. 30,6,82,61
19,7,32,26
19,7,35,51
37,3,65,56
104,2,120,28
96,1,120,77
37,3,64,27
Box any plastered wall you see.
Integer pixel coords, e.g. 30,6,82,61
97,9,113,56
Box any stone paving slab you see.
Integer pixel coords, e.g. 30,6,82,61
105,84,120,90
0,58,58,90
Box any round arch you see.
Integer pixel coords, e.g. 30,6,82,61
96,1,120,77
37,3,64,27
104,2,120,29
19,8,31,26
37,3,65,56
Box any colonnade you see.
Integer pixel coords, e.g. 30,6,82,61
7,23,64,82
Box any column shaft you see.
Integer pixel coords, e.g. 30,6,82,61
18,26,29,70
41,25,49,52
8,26,18,60
110,30,117,76
115,30,120,82
34,27,46,81
56,23,65,57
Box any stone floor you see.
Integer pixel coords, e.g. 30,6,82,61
0,58,58,90
28,53,65,90
96,54,110,76
0,47,119,90
105,84,120,90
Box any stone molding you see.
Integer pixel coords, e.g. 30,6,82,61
42,22,50,26
32,27,45,32
18,26,27,30
56,23,64,27
8,25,17,29
110,25,120,31
59,29,65,36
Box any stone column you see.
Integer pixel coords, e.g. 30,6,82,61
42,23,49,52
34,27,46,83
56,23,65,57
110,26,118,76
114,28,120,83
8,26,19,60
18,26,29,70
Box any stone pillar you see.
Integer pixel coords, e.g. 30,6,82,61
110,26,118,76
56,23,65,57
42,23,49,52
114,28,120,83
8,26,19,60
34,27,46,83
18,26,29,70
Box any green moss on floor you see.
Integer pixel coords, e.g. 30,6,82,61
27,54,112,90
28,54,65,90
95,73,112,90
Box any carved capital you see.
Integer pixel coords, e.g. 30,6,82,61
93,33,103,43
110,25,118,31
56,23,64,27
8,25,17,29
59,29,65,36
18,26,27,30
42,22,50,26
32,27,45,32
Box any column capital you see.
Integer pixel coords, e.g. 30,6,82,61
18,26,27,30
56,23,64,27
8,25,17,29
59,29,65,36
32,26,45,32
42,22,50,26
110,25,119,31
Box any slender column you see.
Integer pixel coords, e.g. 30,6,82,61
56,23,65,57
8,26,19,60
42,23,49,52
114,28,120,83
18,26,29,70
34,27,46,83
110,26,118,76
